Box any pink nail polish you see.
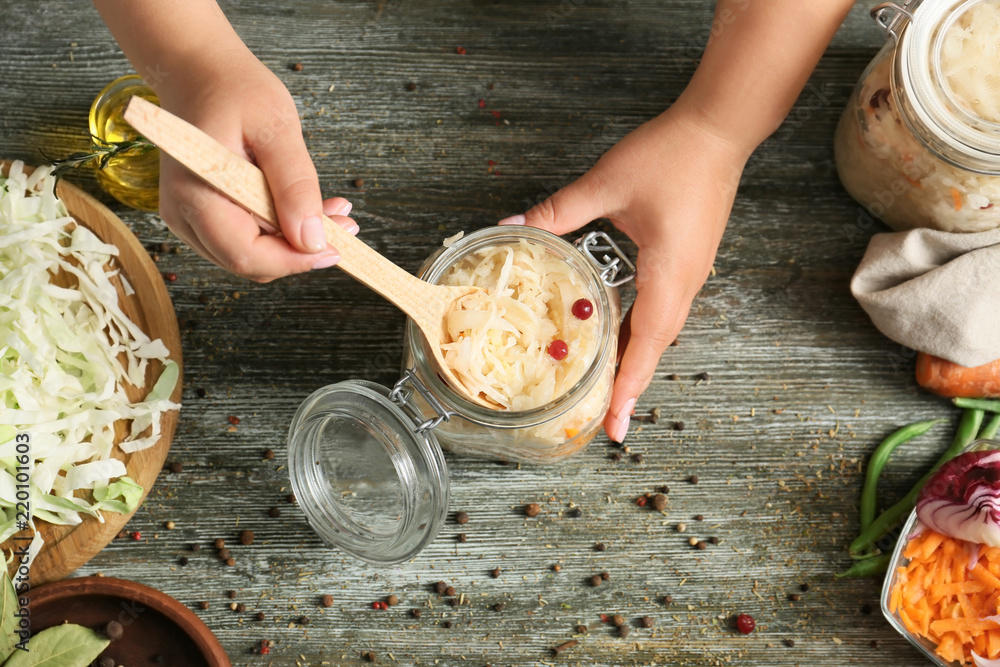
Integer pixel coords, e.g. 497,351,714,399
616,398,636,422
336,201,353,216
611,413,631,444
311,252,340,270
498,214,526,226
343,222,360,235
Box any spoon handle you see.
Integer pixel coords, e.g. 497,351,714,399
123,95,439,324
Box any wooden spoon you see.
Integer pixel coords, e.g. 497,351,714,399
123,96,492,408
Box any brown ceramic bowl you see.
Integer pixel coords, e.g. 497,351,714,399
25,577,230,666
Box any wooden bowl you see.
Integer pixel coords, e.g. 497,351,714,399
25,576,230,666
0,160,182,585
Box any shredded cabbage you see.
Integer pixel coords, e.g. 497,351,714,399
0,161,180,559
941,1,1000,124
438,239,600,411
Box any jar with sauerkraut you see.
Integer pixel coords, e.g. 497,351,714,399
835,0,1000,232
286,226,631,564
403,226,623,464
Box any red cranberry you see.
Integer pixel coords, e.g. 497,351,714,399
736,613,756,634
571,298,594,320
548,340,569,361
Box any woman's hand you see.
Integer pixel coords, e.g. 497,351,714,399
155,50,357,282
499,104,750,442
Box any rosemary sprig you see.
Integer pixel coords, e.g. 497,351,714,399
42,135,156,181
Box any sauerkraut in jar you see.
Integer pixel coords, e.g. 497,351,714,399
404,227,622,464
835,0,1000,232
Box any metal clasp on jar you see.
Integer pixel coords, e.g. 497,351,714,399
574,231,636,287
871,1,917,41
389,369,455,433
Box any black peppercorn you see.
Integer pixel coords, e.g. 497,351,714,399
640,616,654,628
411,608,422,619
594,542,606,552
457,533,467,543
104,620,123,640
611,614,625,627
269,507,281,518
178,557,189,566
491,567,501,578
590,575,603,587
601,571,610,581
256,612,266,621
455,511,469,525
169,461,183,474
442,620,453,628
299,616,310,625
618,626,630,638
239,530,254,545
198,601,209,610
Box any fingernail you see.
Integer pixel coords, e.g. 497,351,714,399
301,216,326,253
335,201,353,216
611,413,631,444
343,221,360,235
311,252,340,270
498,214,526,226
609,397,636,443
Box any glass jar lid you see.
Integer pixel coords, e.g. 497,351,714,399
287,379,450,565
883,0,1000,172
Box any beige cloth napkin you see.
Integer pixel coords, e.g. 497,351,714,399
850,227,1000,367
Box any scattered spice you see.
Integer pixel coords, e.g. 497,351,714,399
227,590,237,600
190,543,201,552
455,46,467,55
611,614,625,627
871,640,880,649
635,496,647,507
590,575,603,587
269,507,281,518
455,511,469,525
694,514,704,521
264,449,275,460
784,639,796,648
672,421,685,431
321,594,334,608
195,388,207,399
618,626,630,638
610,452,622,462
861,603,873,615
178,557,189,566
256,612,266,621
632,454,644,463
287,493,297,504
104,620,123,640
239,530,254,545
659,485,670,494
353,178,365,188
688,475,699,484
299,616,310,626
651,494,667,511
594,542,606,552
696,371,710,382
164,272,177,283
736,613,756,634
165,520,175,530
677,523,687,533
688,537,699,547
435,581,448,595
386,594,399,607
228,415,240,425
662,595,673,605
640,616,655,628
696,541,707,550
198,601,209,610
170,461,183,473
130,531,141,541
667,373,679,381
525,503,541,517
406,82,417,91
457,533,467,543
491,567,501,579
100,657,114,667
789,593,801,602
411,608,422,619
552,564,562,572
225,558,235,567
492,602,505,612
363,652,376,663
551,640,578,657
568,507,583,518
445,586,456,597
800,583,810,592
215,539,226,549
442,620,453,629
601,572,610,581
292,62,304,71
218,549,231,560
575,625,588,634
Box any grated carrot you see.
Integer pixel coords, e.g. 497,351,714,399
952,187,963,211
890,530,1000,664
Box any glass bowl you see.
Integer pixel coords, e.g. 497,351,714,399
881,438,1000,667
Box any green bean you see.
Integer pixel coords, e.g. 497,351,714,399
979,412,1000,440
859,419,946,532
953,397,1000,413
835,553,891,578
850,409,984,556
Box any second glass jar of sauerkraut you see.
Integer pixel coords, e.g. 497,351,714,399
835,0,1000,232
403,226,624,464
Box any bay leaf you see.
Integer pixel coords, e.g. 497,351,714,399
2,624,109,667
0,571,20,662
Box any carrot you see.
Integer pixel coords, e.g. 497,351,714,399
890,530,1000,665
952,187,964,211
916,352,1000,399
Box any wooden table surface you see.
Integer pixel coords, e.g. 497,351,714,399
0,1,960,665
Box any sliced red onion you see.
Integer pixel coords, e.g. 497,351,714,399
973,651,1000,667
916,451,1000,547
965,540,983,571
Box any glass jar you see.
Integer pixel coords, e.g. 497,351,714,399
834,1,1000,232
287,228,632,564
89,75,161,211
